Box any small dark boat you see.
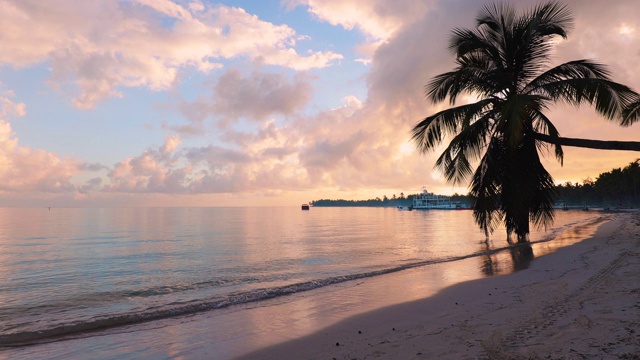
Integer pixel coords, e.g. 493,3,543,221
301,204,310,210
397,206,413,211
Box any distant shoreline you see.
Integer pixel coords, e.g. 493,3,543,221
310,194,470,208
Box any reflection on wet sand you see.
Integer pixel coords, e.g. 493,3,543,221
480,240,498,277
509,243,534,271
478,215,609,276
478,240,533,276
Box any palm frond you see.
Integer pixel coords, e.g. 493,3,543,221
621,97,640,126
471,137,505,235
476,2,515,66
531,109,563,164
527,1,572,38
475,2,572,91
426,65,487,104
434,112,494,184
477,3,516,32
450,27,505,74
412,100,493,153
525,60,613,92
544,78,636,119
526,60,639,122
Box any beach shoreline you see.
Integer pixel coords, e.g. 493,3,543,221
238,213,640,359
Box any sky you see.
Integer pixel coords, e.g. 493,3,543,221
0,0,639,207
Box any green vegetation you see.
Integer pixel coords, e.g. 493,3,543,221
556,160,640,207
311,197,412,208
411,2,640,242
311,193,471,207
311,160,640,208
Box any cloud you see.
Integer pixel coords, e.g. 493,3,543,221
3,0,640,206
286,0,432,40
184,144,252,167
0,0,342,108
213,69,313,121
77,177,103,195
284,0,434,60
0,94,83,193
104,135,191,193
283,0,640,194
102,130,298,194
178,68,313,128
160,134,181,154
554,0,640,89
299,133,365,169
79,162,109,172
0,91,26,117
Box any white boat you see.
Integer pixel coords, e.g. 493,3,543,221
412,188,469,210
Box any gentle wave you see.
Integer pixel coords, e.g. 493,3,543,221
0,215,608,347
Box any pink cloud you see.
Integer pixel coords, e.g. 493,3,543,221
0,97,81,193
3,0,640,205
0,0,342,108
0,90,117,200
105,135,191,193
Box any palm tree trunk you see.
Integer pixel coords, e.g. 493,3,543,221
533,132,640,151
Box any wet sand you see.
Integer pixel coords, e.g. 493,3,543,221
239,213,640,359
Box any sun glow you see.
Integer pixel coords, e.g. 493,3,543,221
617,23,634,36
616,23,635,41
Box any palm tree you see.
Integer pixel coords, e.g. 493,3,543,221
412,2,640,242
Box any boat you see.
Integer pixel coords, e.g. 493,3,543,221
412,188,469,210
301,204,310,210
397,206,413,211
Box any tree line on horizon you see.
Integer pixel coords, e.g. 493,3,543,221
311,192,472,208
311,160,640,208
556,160,640,207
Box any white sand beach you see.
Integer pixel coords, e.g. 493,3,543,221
239,213,640,359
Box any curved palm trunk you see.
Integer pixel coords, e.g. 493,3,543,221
533,132,640,151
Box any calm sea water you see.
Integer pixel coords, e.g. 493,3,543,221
0,207,601,354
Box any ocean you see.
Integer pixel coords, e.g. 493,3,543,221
0,207,604,359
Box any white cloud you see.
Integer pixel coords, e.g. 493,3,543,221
0,0,342,108
284,0,434,62
285,0,432,40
